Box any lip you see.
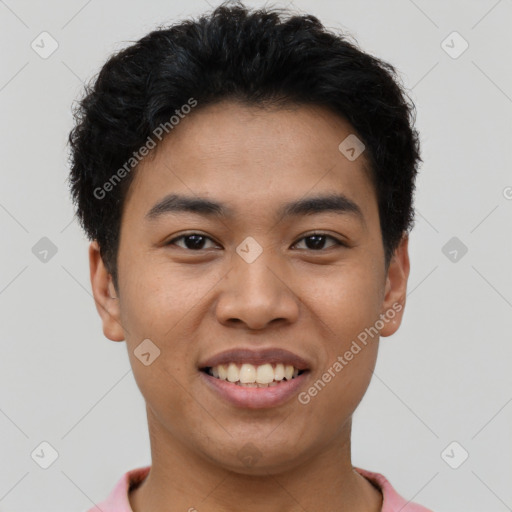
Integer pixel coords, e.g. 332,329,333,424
199,370,310,409
198,347,311,371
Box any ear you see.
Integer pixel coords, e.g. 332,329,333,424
89,240,125,342
379,233,411,337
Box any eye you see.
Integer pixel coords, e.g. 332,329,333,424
292,233,345,251
166,232,346,251
166,233,219,250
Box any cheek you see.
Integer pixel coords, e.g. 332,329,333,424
302,261,384,344
117,255,215,405
128,354,207,445
118,249,210,333
304,347,378,431
122,302,195,430
296,263,382,410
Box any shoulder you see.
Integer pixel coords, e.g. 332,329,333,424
84,465,151,512
353,466,434,512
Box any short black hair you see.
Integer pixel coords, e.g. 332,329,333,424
68,0,421,291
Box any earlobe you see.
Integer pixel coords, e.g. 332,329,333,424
89,240,125,341
379,234,410,338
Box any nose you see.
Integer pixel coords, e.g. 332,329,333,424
215,249,300,330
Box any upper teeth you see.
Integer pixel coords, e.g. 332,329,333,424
210,363,300,383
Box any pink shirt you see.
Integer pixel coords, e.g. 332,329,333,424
86,465,433,512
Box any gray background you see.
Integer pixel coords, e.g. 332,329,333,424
1,0,511,511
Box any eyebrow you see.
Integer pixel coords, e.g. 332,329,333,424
145,193,365,225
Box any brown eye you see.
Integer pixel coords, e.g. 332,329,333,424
293,233,344,251
167,234,218,250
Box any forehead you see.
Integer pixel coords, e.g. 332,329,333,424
122,100,377,225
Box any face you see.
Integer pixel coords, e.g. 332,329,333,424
90,100,409,475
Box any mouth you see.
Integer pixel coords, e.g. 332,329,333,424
200,363,307,387
197,348,311,409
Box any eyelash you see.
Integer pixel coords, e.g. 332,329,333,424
166,232,347,251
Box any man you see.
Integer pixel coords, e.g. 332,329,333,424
68,2,431,511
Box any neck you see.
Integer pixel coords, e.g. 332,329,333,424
129,409,382,512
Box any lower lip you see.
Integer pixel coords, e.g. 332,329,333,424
199,371,310,409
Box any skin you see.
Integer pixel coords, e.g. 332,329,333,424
89,99,410,512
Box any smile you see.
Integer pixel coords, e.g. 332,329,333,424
202,362,305,387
